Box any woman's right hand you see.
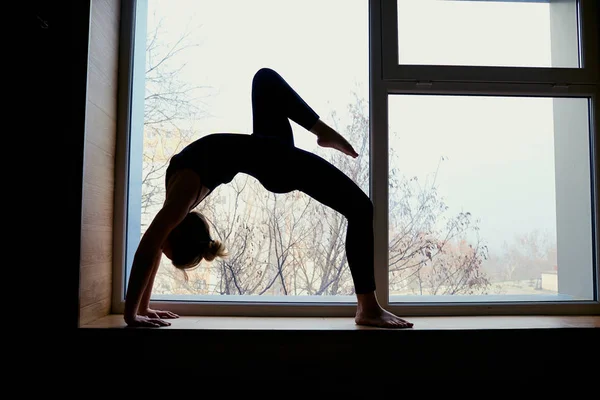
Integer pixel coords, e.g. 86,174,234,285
125,314,172,328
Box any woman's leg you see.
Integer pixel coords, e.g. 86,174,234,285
251,68,320,146
291,151,376,294
250,68,412,328
252,67,359,157
249,69,372,287
288,149,412,328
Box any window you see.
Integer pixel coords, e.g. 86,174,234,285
114,0,599,316
397,0,579,68
387,94,593,302
117,0,370,313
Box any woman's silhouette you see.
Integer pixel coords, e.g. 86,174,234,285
124,68,413,329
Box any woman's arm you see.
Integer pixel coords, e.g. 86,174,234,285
138,260,159,314
137,257,179,320
123,203,188,327
124,169,202,327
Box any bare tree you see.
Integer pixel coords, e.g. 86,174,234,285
140,36,491,297
387,170,491,295
498,230,557,282
136,16,221,295
195,178,316,296
199,90,490,297
307,92,491,296
140,15,215,222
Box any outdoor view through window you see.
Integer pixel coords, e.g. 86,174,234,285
130,0,594,303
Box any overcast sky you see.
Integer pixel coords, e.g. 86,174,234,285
143,0,587,253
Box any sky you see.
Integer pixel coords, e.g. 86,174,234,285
142,0,587,254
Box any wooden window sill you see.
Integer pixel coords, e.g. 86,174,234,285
81,314,600,330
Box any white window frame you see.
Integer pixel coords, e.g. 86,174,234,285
112,0,599,316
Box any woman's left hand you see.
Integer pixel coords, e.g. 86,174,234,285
140,308,180,319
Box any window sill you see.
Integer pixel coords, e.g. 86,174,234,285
77,314,599,379
81,314,600,330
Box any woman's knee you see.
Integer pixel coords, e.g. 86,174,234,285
253,67,278,86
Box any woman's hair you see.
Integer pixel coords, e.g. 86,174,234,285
166,211,228,277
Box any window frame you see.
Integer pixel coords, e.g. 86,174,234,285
112,0,600,316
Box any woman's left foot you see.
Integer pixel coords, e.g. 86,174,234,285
311,120,359,158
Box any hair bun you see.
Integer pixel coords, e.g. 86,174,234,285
203,239,229,262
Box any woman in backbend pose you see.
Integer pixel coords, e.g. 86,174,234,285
124,68,413,329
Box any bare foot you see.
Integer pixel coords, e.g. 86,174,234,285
310,120,359,158
355,308,414,329
355,291,413,329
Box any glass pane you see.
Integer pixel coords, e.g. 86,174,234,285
397,0,580,68
388,95,594,302
133,0,368,301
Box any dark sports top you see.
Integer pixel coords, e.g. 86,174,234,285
165,133,297,196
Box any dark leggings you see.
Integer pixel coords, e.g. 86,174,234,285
250,68,375,294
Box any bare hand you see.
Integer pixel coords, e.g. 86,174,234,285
126,315,172,328
140,308,180,319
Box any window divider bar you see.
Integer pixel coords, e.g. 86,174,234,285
383,80,598,97
384,65,598,86
591,88,600,302
370,0,391,307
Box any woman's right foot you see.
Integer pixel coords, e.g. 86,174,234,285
355,308,413,329
355,291,413,329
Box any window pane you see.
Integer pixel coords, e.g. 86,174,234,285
397,0,580,68
133,0,368,301
388,95,594,302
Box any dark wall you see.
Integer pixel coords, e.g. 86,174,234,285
28,1,89,329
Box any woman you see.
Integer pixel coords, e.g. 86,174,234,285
125,68,413,329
